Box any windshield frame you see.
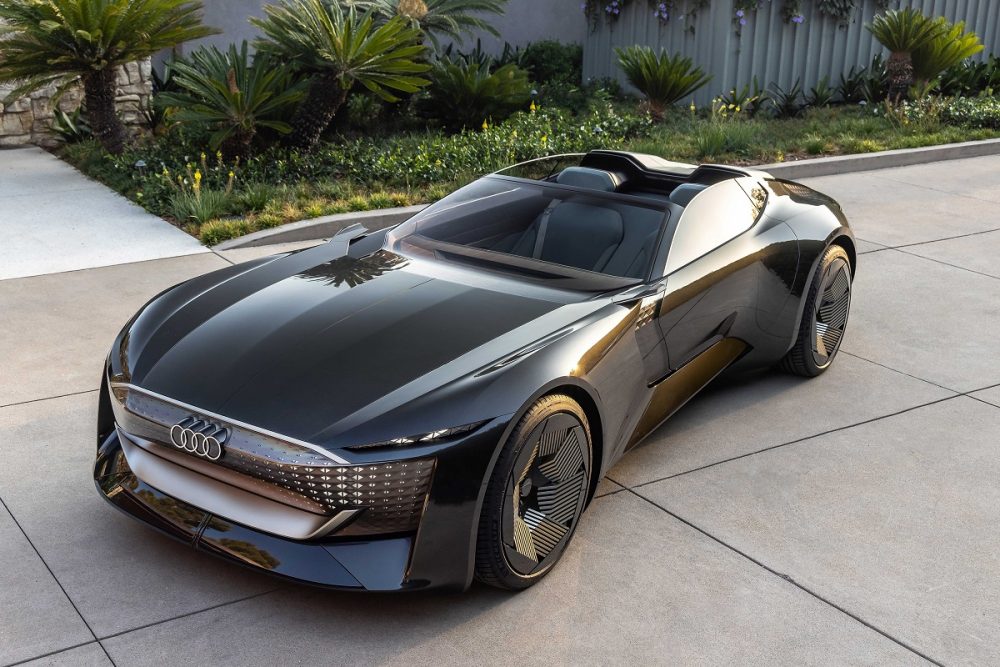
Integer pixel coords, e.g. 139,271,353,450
386,174,674,291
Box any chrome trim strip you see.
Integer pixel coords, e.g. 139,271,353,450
120,434,360,540
111,381,350,465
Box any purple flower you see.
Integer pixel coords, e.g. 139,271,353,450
791,14,804,23
739,17,747,24
735,9,744,17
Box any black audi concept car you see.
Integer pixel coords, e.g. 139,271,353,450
95,150,855,591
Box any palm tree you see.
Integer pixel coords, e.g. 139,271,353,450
0,0,218,154
867,8,943,100
156,42,307,158
616,46,712,120
354,0,507,49
252,0,430,150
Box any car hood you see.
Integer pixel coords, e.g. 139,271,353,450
124,245,598,443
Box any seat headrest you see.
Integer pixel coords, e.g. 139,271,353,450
556,167,621,192
669,183,709,207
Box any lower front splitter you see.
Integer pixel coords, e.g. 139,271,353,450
95,433,416,591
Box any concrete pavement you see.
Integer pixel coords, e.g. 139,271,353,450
2,154,999,665
0,147,206,281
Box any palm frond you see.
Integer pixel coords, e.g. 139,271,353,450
252,0,430,100
912,19,984,84
0,0,218,96
615,46,711,114
866,8,941,53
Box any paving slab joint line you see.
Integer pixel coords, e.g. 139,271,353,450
0,497,117,667
618,393,962,491
893,247,1000,282
2,640,101,667
620,486,943,666
95,588,280,643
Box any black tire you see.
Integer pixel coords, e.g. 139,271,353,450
781,244,853,377
475,394,593,590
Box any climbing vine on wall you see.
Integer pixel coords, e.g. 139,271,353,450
582,0,710,33
584,0,896,33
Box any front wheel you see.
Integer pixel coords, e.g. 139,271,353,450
475,394,593,590
781,244,853,377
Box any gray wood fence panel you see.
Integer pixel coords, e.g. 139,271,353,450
582,0,1000,106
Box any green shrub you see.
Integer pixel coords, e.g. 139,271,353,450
199,218,253,246
615,46,711,118
521,41,583,85
237,182,280,212
938,55,1000,96
156,42,307,158
51,106,92,144
420,57,532,129
171,189,234,225
694,125,726,158
941,96,1000,128
803,133,831,155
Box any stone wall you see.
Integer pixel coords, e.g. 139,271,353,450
0,59,153,148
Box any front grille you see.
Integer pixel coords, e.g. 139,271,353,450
112,383,435,536
222,452,434,536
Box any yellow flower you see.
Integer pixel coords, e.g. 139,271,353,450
193,169,202,193
530,101,537,113
228,171,235,179
728,103,735,109
541,134,548,144
735,106,741,112
482,119,489,130
689,100,696,113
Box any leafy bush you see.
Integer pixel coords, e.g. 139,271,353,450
694,125,726,158
911,18,984,86
237,182,281,212
521,41,583,85
615,46,711,118
157,42,307,158
802,133,831,155
806,77,835,108
0,0,217,154
171,189,234,225
252,0,430,149
938,55,1000,96
718,78,768,117
768,80,803,118
51,106,92,144
941,96,1000,128
420,57,532,129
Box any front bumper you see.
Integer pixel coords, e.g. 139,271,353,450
94,416,512,592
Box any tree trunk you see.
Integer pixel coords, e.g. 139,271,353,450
285,73,350,150
83,68,127,154
886,51,913,102
220,127,255,161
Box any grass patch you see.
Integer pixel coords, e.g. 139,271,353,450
61,100,1000,245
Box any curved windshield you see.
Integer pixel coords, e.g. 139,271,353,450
388,176,669,282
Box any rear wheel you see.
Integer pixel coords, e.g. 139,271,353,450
475,394,592,590
781,244,853,377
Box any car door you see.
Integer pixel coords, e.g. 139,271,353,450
623,178,768,450
656,177,767,371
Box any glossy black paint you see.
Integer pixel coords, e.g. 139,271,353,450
95,152,854,591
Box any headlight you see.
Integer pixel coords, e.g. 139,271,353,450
347,420,488,450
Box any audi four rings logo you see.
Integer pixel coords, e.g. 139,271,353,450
169,417,228,461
